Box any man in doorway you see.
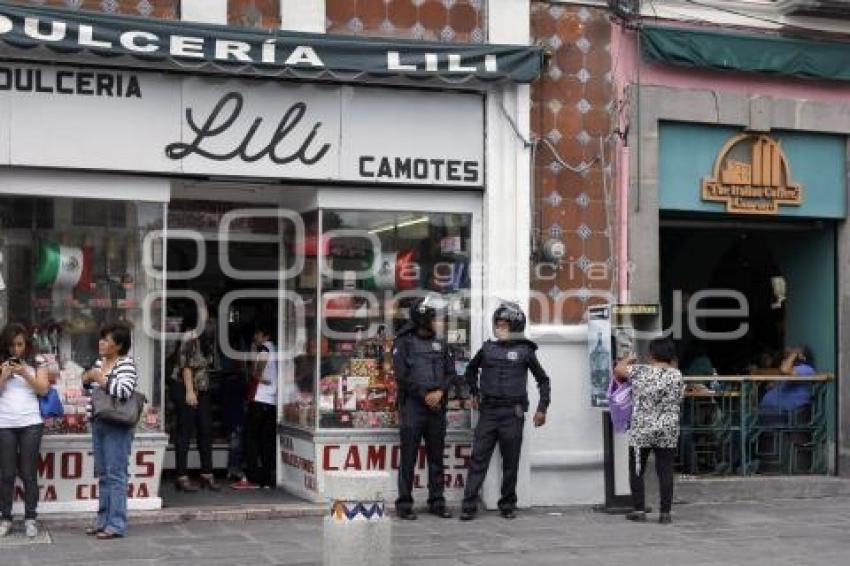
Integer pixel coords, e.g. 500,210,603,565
393,295,458,520
233,323,277,490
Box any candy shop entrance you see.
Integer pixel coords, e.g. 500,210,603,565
159,193,309,507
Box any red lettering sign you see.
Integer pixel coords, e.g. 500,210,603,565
455,444,471,469
61,452,82,479
344,446,362,470
323,445,340,471
367,445,387,470
135,451,156,478
38,452,54,480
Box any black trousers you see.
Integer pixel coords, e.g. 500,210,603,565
0,424,43,520
395,399,447,513
462,405,524,513
629,446,676,514
171,381,213,477
244,402,277,487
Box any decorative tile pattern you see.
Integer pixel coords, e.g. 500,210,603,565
9,0,178,18
228,0,281,29
326,0,486,43
530,2,615,325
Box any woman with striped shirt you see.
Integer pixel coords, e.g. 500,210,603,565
83,323,137,540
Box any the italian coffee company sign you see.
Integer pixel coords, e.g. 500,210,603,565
702,133,803,214
0,63,484,187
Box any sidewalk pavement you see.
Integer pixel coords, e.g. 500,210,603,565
4,496,850,566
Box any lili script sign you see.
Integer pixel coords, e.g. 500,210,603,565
0,64,484,187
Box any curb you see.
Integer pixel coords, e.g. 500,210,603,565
41,503,326,529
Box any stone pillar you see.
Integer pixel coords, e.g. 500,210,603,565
181,0,228,25
280,0,326,33
323,471,392,566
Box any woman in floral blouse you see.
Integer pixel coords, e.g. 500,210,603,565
614,337,684,525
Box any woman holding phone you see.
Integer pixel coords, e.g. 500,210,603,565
0,323,49,539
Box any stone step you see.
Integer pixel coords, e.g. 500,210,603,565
41,502,325,529
673,475,850,504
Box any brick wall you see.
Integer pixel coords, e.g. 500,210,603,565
529,2,616,324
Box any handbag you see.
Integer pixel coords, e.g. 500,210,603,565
39,387,64,419
91,387,147,427
607,378,633,434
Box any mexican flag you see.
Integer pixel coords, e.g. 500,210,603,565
35,241,93,289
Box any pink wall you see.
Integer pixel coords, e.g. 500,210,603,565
612,24,850,104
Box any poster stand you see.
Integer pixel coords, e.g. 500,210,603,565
588,304,661,514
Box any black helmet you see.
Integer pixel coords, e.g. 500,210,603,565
492,301,526,333
410,295,447,330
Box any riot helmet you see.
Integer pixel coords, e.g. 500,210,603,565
492,301,527,334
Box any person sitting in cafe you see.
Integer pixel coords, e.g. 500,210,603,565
759,345,815,418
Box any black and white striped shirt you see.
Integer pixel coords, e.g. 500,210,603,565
86,356,138,419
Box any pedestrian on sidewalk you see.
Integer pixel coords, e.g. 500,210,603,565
393,295,458,520
460,303,550,521
170,321,219,493
83,323,138,539
614,337,684,525
0,323,49,539
233,322,277,490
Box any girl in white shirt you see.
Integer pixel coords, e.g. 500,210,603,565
0,323,49,539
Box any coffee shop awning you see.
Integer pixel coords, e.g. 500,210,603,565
641,24,850,83
0,4,543,86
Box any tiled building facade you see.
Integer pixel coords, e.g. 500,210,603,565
529,2,616,325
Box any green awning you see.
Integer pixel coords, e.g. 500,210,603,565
641,25,850,82
0,4,543,86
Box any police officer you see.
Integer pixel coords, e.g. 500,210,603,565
393,295,457,520
460,302,551,520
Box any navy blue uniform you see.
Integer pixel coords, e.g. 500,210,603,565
393,327,458,514
462,339,551,514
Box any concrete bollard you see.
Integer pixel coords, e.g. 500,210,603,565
322,471,392,566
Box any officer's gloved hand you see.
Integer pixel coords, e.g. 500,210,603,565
533,411,547,427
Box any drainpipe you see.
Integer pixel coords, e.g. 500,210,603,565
618,145,630,303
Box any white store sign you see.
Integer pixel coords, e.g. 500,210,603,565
12,434,166,514
0,64,484,187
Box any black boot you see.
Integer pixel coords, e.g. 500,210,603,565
429,505,453,519
397,508,418,521
625,510,647,522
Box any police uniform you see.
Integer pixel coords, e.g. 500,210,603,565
462,338,551,516
393,325,457,517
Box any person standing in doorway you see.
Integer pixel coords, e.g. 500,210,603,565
460,302,550,521
0,323,49,538
393,295,457,520
170,324,219,492
614,338,684,525
233,323,277,490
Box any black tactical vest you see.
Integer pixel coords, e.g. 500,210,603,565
403,334,450,392
479,340,532,400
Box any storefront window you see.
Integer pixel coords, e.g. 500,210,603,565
282,210,318,431
0,196,165,434
315,209,473,430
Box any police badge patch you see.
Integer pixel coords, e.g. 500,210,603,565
507,351,519,361
432,342,442,352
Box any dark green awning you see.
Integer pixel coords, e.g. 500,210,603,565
0,4,543,86
641,25,850,82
